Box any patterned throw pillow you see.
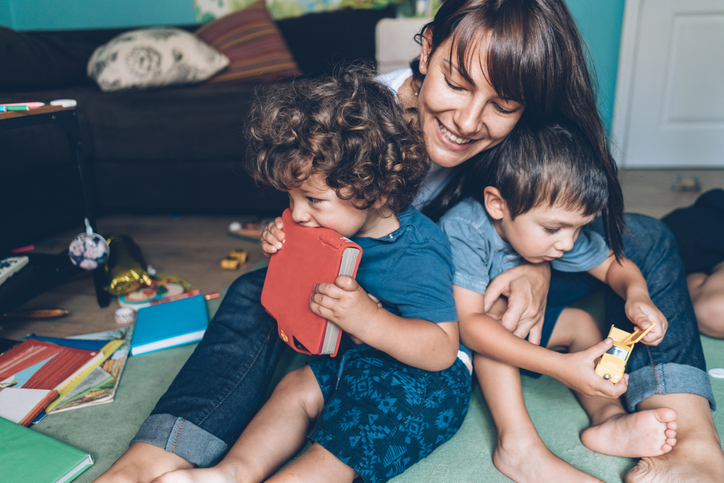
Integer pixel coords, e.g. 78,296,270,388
195,0,301,85
87,28,230,92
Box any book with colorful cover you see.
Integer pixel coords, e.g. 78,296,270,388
118,274,199,310
0,339,104,425
0,416,93,482
44,339,123,413
261,208,362,357
50,327,133,412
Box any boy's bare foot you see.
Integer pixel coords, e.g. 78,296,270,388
152,467,238,483
581,407,677,458
95,442,194,483
494,432,603,483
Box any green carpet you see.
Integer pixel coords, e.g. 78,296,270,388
33,291,724,483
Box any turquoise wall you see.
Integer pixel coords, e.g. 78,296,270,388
566,0,626,134
0,0,195,31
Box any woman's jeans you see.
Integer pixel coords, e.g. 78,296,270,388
131,214,715,467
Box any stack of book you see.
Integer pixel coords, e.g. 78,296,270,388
0,328,131,425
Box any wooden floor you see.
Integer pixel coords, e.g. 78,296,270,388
1,168,723,340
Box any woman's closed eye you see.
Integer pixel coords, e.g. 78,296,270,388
494,103,520,115
444,76,466,92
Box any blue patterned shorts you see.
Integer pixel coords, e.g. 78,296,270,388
308,338,471,483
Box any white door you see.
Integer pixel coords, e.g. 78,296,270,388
612,0,724,168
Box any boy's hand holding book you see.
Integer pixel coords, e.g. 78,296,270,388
310,275,381,346
260,217,285,260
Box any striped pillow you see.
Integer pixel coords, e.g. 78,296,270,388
195,0,301,85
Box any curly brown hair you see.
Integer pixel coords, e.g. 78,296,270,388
245,65,429,214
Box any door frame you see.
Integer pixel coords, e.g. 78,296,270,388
611,0,643,167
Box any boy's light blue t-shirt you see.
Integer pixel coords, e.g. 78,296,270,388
437,198,611,295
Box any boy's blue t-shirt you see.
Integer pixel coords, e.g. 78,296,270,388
438,198,611,295
350,206,458,323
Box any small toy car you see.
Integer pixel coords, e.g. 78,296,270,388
595,322,656,384
220,257,241,270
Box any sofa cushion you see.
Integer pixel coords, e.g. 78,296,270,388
87,27,230,92
195,0,301,85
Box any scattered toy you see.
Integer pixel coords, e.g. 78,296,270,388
220,257,241,270
671,173,701,192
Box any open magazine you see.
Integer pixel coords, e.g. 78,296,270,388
50,327,132,413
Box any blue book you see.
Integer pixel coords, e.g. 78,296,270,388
130,294,209,356
26,335,109,351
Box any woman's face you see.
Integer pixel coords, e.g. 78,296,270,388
417,33,525,168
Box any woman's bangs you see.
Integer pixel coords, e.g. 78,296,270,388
483,20,529,106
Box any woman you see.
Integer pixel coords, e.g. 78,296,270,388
99,1,723,481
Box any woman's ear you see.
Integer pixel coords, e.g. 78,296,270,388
483,187,506,220
419,27,433,74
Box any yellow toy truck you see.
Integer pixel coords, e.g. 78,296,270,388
595,322,656,384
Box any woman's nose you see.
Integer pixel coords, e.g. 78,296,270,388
455,98,485,135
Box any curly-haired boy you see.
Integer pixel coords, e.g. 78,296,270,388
155,66,472,483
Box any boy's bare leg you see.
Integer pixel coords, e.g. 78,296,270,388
96,443,194,483
152,366,324,483
626,393,724,483
267,442,357,483
687,262,724,338
475,354,603,483
549,309,678,458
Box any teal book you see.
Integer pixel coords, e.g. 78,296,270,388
0,416,93,482
130,294,209,356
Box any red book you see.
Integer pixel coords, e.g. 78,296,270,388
261,209,362,357
0,339,101,426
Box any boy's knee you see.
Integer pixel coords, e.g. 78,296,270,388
553,308,601,350
693,293,724,338
571,308,600,333
275,366,324,416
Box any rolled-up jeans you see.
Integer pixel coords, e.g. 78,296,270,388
548,214,715,412
131,214,715,467
131,268,286,466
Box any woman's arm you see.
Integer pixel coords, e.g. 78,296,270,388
587,254,668,345
483,262,551,344
311,276,459,371
456,285,626,398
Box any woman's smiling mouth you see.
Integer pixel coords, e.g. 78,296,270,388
438,120,473,145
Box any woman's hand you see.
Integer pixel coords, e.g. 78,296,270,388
625,294,668,346
553,338,629,398
483,262,551,344
260,217,285,260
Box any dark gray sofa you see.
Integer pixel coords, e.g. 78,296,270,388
0,7,396,255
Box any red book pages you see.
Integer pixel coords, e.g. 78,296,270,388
261,209,362,357
0,339,98,390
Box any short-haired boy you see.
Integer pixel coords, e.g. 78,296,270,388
439,123,677,482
